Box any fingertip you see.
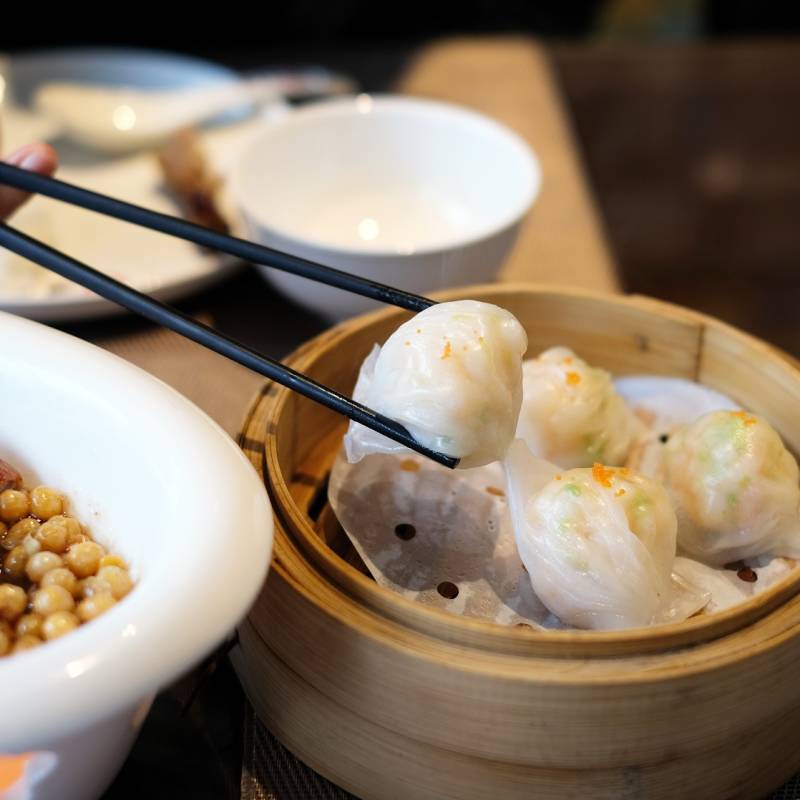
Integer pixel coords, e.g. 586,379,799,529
6,143,58,175
20,143,58,175
32,143,58,175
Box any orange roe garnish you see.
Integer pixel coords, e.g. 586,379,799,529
0,754,32,792
400,459,420,472
592,463,615,488
555,475,562,480
733,411,758,425
562,356,573,365
566,371,581,386
440,341,453,359
615,488,626,497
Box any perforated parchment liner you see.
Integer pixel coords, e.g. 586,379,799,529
330,452,561,627
328,376,798,629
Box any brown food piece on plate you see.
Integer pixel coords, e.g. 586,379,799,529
157,128,230,236
0,460,21,492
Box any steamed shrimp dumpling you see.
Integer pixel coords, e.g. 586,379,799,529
345,300,527,468
505,441,679,629
516,347,639,469
663,410,800,563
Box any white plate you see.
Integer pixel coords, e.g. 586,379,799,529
0,48,279,322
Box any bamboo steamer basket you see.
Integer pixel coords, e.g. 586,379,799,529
232,284,800,800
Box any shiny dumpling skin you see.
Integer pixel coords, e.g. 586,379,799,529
345,300,528,468
663,410,800,564
516,347,639,469
504,440,678,629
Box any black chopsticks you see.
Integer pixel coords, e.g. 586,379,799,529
0,169,458,469
0,163,434,314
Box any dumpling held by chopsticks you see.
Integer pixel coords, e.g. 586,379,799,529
345,300,527,468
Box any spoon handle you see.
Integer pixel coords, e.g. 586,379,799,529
154,69,357,124
243,69,357,102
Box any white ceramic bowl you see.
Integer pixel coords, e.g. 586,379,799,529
230,95,541,319
0,312,273,800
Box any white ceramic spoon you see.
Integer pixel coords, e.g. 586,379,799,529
34,69,356,154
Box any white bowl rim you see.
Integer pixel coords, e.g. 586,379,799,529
229,94,542,258
0,312,273,748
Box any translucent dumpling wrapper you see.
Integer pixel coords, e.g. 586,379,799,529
345,300,528,469
662,410,800,564
329,443,791,630
332,372,793,631
504,439,705,629
516,347,640,469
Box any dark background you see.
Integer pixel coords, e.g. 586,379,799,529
6,1,800,48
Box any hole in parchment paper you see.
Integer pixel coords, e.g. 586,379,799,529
394,523,416,541
437,581,459,599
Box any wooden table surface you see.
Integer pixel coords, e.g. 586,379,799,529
552,40,800,355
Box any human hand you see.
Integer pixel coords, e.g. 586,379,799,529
0,143,58,220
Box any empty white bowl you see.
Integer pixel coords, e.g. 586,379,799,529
0,312,273,800
230,95,541,319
